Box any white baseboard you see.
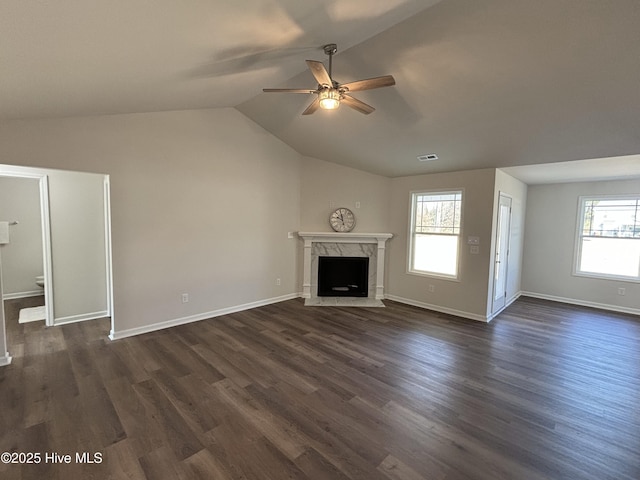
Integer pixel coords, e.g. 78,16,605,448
2,290,44,300
384,291,638,324
0,353,12,367
385,294,489,322
54,310,109,326
486,291,523,321
109,293,300,341
521,292,640,316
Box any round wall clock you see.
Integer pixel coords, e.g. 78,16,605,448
329,207,356,232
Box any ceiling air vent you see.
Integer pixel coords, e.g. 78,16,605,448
417,153,439,162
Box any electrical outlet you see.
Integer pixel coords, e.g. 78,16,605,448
355,201,361,209
618,287,626,296
181,293,189,303
428,284,435,293
276,278,281,286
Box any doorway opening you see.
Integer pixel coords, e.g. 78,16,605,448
0,164,113,367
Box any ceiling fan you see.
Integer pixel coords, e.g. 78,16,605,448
262,43,396,115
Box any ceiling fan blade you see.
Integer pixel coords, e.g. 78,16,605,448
341,95,375,115
341,75,395,92
306,60,332,86
302,97,320,115
263,88,316,94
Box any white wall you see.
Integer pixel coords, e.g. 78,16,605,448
5,102,632,346
48,170,108,321
0,177,43,297
0,108,302,338
487,170,528,317
298,156,392,297
0,166,109,324
522,178,640,314
298,161,529,321
299,156,391,232
387,169,496,320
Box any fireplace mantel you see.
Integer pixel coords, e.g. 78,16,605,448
297,232,393,244
298,232,393,301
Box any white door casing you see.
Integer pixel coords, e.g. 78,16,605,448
492,193,512,314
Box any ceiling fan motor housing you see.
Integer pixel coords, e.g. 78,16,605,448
262,42,395,115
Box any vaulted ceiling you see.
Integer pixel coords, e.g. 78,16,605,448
2,0,639,179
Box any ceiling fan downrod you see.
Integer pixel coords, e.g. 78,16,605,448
323,43,337,85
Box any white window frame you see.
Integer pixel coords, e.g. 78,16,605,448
407,189,463,280
573,194,640,283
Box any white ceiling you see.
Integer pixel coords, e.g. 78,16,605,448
2,0,639,181
502,154,640,185
0,0,439,119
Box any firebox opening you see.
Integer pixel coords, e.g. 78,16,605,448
318,256,369,297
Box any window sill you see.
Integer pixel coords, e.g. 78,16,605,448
407,269,460,282
572,271,640,284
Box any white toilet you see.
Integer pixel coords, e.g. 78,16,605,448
36,275,45,288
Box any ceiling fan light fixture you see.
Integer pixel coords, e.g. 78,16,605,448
318,88,340,110
262,42,394,116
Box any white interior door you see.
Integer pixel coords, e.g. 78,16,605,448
492,193,512,314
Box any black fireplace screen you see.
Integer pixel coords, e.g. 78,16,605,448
317,256,369,297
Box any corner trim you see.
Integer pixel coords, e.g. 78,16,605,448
486,291,523,321
0,353,12,367
521,292,640,316
385,294,489,322
108,293,300,341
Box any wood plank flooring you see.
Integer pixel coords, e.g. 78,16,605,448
1,296,639,480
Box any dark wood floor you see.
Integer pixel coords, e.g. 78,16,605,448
1,296,639,480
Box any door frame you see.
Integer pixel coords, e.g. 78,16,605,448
1,164,117,368
0,168,54,329
492,192,512,315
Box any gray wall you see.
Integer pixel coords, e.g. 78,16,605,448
0,108,301,337
2,103,634,350
0,177,43,296
298,156,392,299
299,155,391,233
387,169,497,320
48,170,108,321
522,178,640,314
0,166,109,324
297,161,527,321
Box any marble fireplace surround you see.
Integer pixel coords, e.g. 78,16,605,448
298,232,393,306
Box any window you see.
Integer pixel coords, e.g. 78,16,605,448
575,196,640,281
409,190,462,278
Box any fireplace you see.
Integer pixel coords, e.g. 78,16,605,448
297,232,393,306
318,256,369,297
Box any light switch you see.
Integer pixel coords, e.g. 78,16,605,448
467,236,480,245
